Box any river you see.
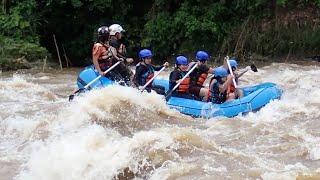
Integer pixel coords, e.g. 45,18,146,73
0,61,319,180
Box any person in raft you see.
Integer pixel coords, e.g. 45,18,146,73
188,51,215,101
221,57,251,98
108,24,134,85
92,26,123,81
169,55,194,99
209,66,236,104
134,49,169,94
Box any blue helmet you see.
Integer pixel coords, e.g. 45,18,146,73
139,49,153,59
229,58,238,69
176,56,188,65
214,67,228,78
196,51,209,61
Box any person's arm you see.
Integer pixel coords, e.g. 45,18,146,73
109,46,120,60
109,40,133,64
151,62,169,71
92,45,104,75
219,74,234,92
169,71,180,83
134,65,143,87
209,79,217,91
169,70,181,90
152,65,163,71
237,66,251,78
208,67,215,74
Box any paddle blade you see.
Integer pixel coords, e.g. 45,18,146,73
68,88,85,101
68,94,75,101
250,64,258,72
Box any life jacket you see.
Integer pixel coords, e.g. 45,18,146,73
227,84,236,94
209,79,227,104
93,43,113,70
197,73,208,86
140,65,155,87
226,75,239,98
109,38,127,60
188,62,208,86
177,71,190,93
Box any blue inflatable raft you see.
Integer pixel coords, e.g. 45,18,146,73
77,65,283,118
153,79,282,118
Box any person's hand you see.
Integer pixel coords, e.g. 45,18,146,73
227,74,234,81
126,58,134,64
163,62,169,67
176,79,182,84
99,71,105,76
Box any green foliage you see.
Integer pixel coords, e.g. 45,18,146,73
0,35,50,70
0,35,50,61
143,1,232,58
0,0,39,41
0,0,319,69
276,0,287,7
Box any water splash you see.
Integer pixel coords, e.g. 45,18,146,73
0,63,319,179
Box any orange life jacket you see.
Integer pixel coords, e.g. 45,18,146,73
227,84,236,94
177,77,190,93
93,43,112,69
145,73,154,87
227,83,238,99
196,73,208,86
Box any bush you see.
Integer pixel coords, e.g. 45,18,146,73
0,36,50,70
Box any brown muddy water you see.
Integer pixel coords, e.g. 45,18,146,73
0,61,320,180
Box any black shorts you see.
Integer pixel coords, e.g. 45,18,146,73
189,85,202,97
172,92,195,100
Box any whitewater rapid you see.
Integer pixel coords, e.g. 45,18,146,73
0,62,319,180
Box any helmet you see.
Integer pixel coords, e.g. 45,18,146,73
229,58,238,70
109,24,125,36
139,49,153,59
176,56,188,65
97,26,109,35
214,67,228,78
196,51,209,61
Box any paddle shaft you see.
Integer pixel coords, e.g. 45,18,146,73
140,66,166,92
84,61,121,89
68,61,122,101
226,57,238,88
165,63,198,100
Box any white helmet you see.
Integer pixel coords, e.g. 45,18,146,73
109,24,125,36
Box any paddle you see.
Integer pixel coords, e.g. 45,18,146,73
250,64,258,72
165,63,198,101
68,61,121,101
140,66,166,92
226,56,238,88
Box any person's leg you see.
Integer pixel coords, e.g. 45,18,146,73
189,86,203,100
199,88,210,102
120,64,133,86
174,93,197,100
226,92,236,102
106,70,122,82
236,88,244,98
